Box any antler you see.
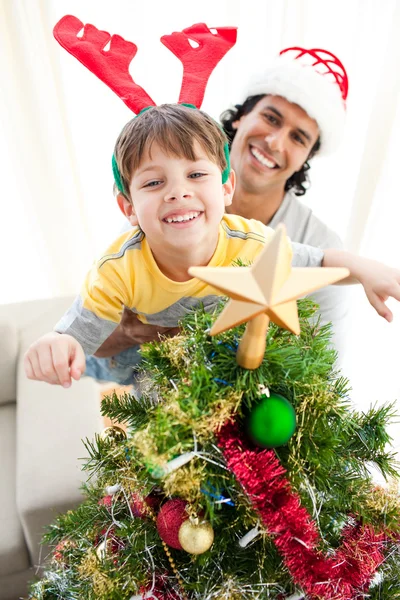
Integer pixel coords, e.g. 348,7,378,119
161,23,237,108
280,47,349,102
53,15,155,113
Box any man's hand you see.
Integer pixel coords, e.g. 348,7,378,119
324,249,400,322
24,332,85,387
94,308,180,357
356,260,400,322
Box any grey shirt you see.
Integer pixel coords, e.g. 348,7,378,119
269,190,350,361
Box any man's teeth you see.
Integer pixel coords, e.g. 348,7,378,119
165,211,201,223
251,147,277,169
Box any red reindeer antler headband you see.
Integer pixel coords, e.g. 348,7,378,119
53,16,237,192
53,16,237,111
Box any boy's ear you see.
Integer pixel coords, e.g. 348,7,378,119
116,193,138,227
223,169,236,208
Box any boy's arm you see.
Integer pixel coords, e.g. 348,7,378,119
323,249,400,322
24,262,129,385
55,262,130,355
54,295,121,355
94,308,180,357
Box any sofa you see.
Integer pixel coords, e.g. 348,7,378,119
0,297,104,600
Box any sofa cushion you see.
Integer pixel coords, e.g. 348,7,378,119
0,322,18,406
0,404,30,577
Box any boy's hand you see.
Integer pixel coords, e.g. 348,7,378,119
24,332,85,387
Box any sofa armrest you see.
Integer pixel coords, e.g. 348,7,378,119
15,300,104,566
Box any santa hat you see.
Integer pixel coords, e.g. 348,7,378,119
243,47,349,156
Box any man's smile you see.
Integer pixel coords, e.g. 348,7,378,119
249,144,281,170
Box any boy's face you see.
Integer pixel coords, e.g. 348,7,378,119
121,141,234,258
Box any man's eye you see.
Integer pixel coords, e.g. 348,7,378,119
189,172,206,179
263,113,278,125
292,134,305,146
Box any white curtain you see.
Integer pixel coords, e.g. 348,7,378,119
1,0,400,421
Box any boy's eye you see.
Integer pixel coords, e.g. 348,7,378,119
189,172,206,179
144,180,162,188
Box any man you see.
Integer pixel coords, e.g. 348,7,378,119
87,47,350,384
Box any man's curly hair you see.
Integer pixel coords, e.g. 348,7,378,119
220,95,321,197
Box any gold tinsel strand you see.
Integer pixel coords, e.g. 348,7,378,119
365,480,400,531
131,392,242,472
77,550,115,596
163,461,206,502
155,334,190,371
132,426,169,466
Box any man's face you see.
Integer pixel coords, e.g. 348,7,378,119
229,95,320,195
127,141,233,258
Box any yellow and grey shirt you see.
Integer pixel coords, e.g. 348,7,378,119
55,214,323,355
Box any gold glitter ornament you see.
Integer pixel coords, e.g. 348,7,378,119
178,518,214,554
99,426,127,443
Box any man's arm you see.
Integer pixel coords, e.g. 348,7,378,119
94,307,180,357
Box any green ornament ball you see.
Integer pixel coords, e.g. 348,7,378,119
247,393,296,448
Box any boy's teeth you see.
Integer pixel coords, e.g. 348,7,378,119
251,147,277,169
165,211,201,223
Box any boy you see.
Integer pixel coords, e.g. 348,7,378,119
24,105,400,387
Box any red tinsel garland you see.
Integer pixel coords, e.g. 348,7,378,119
217,420,387,600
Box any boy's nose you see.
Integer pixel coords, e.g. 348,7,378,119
164,187,192,202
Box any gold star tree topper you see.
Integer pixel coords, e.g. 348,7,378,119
189,225,349,370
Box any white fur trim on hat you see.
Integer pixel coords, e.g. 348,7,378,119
244,58,346,156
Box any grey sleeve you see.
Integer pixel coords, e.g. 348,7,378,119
54,295,119,355
291,242,324,267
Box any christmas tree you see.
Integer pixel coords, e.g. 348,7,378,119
29,294,400,600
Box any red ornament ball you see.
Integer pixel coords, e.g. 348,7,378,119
156,498,187,549
95,527,125,555
130,492,162,518
53,539,76,565
98,495,113,510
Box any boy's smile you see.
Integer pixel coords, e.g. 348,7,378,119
122,141,234,280
162,208,203,226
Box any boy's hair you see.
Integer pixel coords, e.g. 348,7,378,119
114,104,228,202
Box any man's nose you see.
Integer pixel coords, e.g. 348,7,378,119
265,130,285,153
